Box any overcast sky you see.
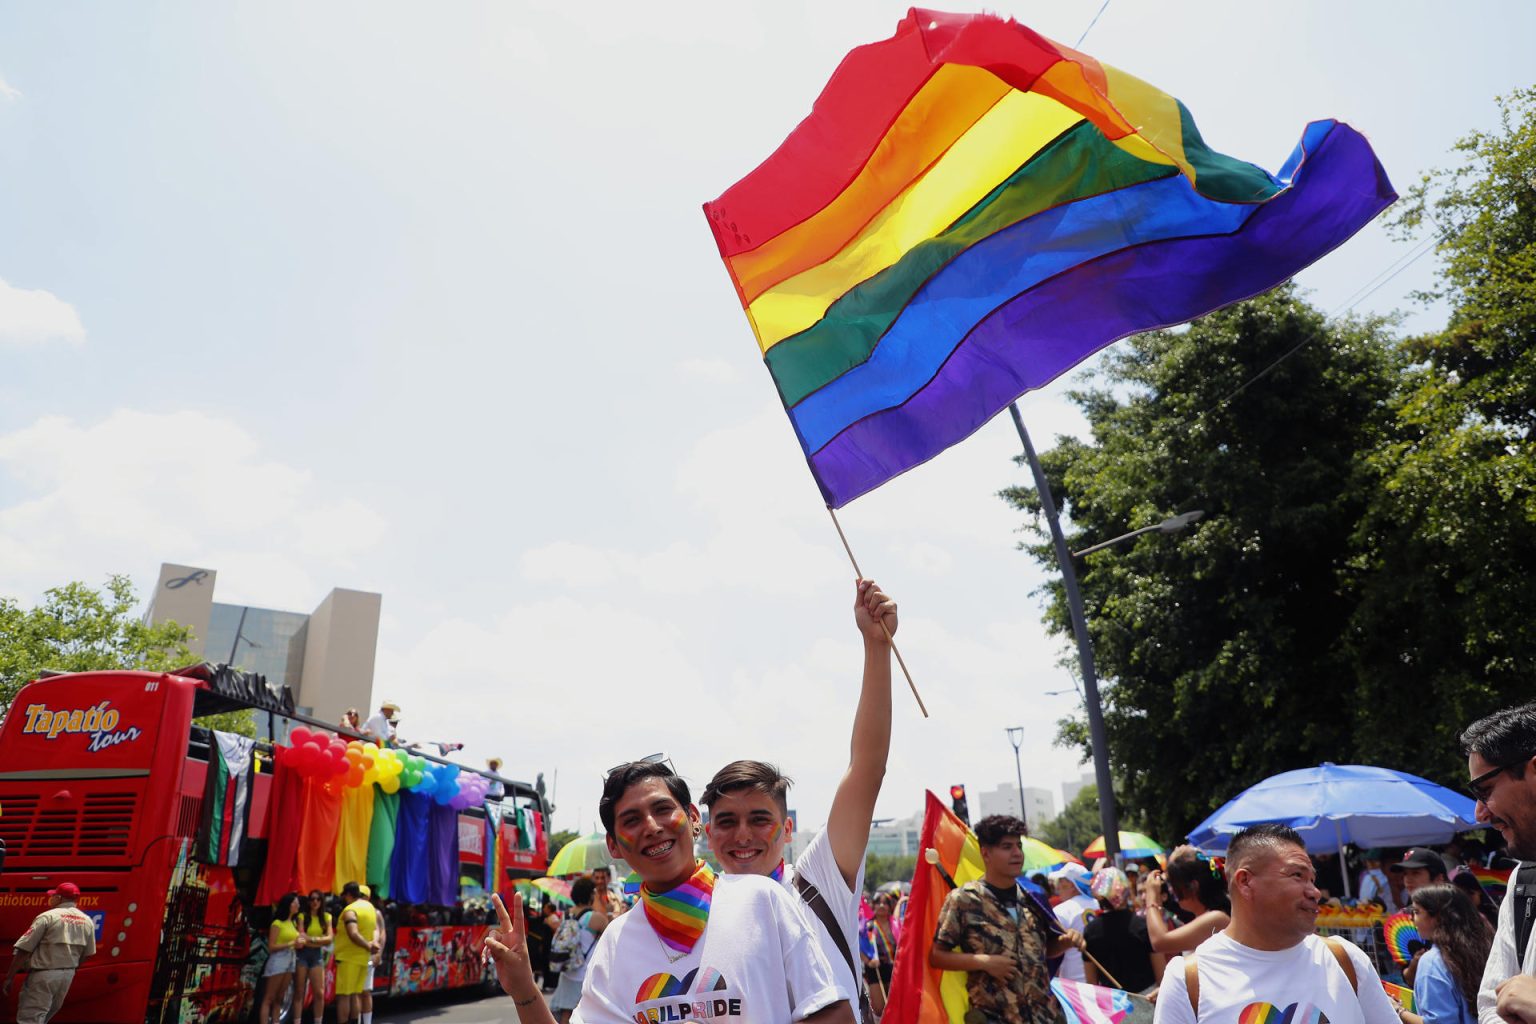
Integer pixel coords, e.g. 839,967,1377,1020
2,2,1531,840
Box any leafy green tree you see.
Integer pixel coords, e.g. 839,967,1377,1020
1002,288,1402,840
1033,785,1102,856
546,829,580,863
0,576,253,736
863,853,915,892
1349,88,1536,779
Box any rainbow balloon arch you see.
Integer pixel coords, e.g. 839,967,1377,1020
277,726,492,808
255,726,519,908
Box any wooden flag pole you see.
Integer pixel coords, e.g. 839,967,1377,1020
826,506,929,718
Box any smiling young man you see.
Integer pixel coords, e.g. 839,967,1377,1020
701,579,896,1019
486,760,854,1024
1460,701,1536,1024
1151,823,1396,1024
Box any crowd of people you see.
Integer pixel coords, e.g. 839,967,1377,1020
478,620,1536,1024
254,880,383,1024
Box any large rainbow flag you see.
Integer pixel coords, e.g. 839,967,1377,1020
883,791,985,1024
703,9,1395,508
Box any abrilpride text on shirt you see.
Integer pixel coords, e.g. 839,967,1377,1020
632,966,741,1024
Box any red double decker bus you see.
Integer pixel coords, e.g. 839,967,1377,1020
0,665,550,1022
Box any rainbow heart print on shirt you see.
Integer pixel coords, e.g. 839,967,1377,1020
636,967,731,1002
1238,1003,1331,1024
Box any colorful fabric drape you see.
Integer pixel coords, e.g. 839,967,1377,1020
334,783,375,895
703,9,1396,508
196,731,256,866
391,791,433,903
296,780,345,895
368,788,401,899
256,757,306,905
428,801,460,906
883,791,985,1024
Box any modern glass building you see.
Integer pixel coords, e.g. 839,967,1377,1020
204,604,312,692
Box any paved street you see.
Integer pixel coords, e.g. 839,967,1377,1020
374,988,516,1023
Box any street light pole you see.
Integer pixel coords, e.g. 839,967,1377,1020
1009,402,1121,862
1006,726,1027,828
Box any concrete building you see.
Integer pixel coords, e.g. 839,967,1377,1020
977,783,1057,833
1062,771,1098,809
145,562,382,726
866,814,924,858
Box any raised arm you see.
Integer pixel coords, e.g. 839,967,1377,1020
826,579,897,888
485,893,559,1024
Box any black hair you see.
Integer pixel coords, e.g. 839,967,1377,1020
301,889,327,933
1227,823,1306,871
571,877,597,905
599,761,691,837
275,891,301,920
1411,883,1494,1010
701,760,793,815
1461,701,1536,779
974,814,1029,847
342,881,362,900
1166,844,1231,914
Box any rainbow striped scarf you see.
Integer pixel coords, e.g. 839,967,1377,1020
641,860,716,957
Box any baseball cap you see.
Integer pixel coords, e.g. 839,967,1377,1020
48,882,80,899
359,884,372,897
1390,849,1448,876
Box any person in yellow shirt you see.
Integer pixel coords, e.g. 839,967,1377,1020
336,881,382,1024
259,893,303,1024
292,890,334,1024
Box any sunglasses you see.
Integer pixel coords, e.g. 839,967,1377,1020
605,753,675,778
1466,755,1534,803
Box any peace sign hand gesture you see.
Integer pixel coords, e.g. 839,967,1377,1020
484,892,549,1014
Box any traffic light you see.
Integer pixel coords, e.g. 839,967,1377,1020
949,784,969,825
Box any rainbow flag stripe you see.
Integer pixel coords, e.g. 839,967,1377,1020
1471,865,1512,901
704,9,1395,508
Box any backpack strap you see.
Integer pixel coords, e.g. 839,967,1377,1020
1184,954,1199,1014
1513,863,1536,963
795,874,874,1023
1323,936,1358,993
1183,939,1356,1019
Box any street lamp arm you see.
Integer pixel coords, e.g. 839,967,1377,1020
1071,523,1161,558
1071,510,1205,558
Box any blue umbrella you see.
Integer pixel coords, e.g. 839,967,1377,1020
1187,762,1479,896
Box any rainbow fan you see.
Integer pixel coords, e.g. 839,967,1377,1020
1382,912,1423,966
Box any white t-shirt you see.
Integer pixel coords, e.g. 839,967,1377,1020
575,874,844,1024
1053,893,1099,981
1153,932,1397,1024
361,711,392,744
785,827,866,1012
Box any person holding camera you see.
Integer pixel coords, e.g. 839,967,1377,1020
1145,845,1231,955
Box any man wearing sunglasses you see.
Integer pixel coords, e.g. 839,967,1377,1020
1461,701,1536,1024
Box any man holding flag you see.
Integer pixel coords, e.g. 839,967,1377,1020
930,815,1083,1024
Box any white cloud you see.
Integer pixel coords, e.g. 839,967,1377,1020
0,278,85,347
677,358,740,384
0,75,20,102
0,409,388,608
